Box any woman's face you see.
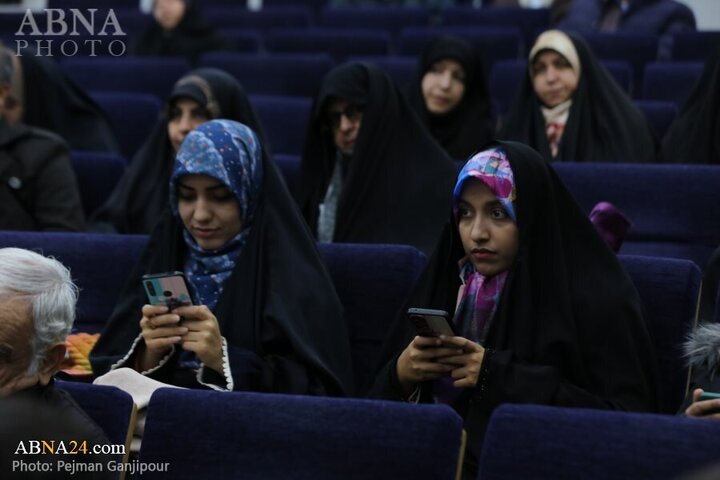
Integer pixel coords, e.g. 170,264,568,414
167,97,210,153
177,174,242,250
421,59,466,115
531,50,578,108
154,0,186,30
457,178,519,277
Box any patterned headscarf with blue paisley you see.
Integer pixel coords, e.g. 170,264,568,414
169,119,263,310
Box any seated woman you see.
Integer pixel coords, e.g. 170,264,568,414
500,30,657,163
295,62,457,256
90,120,353,397
134,0,233,66
91,68,261,234
406,36,493,162
366,143,660,478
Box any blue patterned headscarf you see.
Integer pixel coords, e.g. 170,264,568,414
169,119,263,310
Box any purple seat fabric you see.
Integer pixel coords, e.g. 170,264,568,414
217,29,262,53
140,389,463,480
619,255,701,412
0,231,148,333
61,56,191,100
318,6,432,34
634,99,678,139
198,52,333,97
265,28,390,61
479,404,720,480
70,151,128,217
398,26,522,69
251,94,312,156
318,243,427,391
553,162,720,269
202,6,311,31
642,61,705,109
348,55,417,88
273,154,301,192
89,91,162,159
581,32,659,93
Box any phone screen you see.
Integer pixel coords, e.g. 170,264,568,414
143,273,193,309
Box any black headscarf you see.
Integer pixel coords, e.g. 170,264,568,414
17,54,120,153
661,47,720,164
367,141,660,476
134,0,233,65
294,62,457,256
499,31,658,163
406,36,494,162
90,68,264,234
90,126,353,397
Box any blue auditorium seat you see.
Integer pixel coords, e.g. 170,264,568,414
619,255,701,412
0,231,147,333
642,61,705,109
582,32,659,95
140,389,463,480
479,404,720,480
265,28,390,61
634,100,677,139
55,379,136,467
318,6,432,34
319,243,427,391
348,55,417,88
273,154,301,192
398,26,522,69
199,52,333,97
90,91,162,159
671,31,720,62
217,29,262,53
251,94,312,156
61,56,191,100
203,6,311,31
553,163,720,269
70,151,127,217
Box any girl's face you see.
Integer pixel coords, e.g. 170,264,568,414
531,50,579,108
177,174,242,250
167,98,210,153
457,178,519,276
154,0,186,30
421,59,466,115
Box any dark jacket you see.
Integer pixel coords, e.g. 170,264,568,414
0,119,85,231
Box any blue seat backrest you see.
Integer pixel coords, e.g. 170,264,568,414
479,403,720,480
581,32,659,90
349,55,417,88
634,99,678,139
619,255,701,412
265,28,391,62
70,151,127,218
318,243,426,391
318,6,432,34
642,61,705,109
140,388,463,480
251,94,312,156
672,31,720,62
203,6,311,31
0,232,148,333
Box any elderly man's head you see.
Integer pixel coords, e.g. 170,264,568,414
0,248,77,396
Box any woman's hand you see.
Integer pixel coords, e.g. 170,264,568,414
172,305,224,374
435,335,485,388
396,336,463,396
138,304,187,371
686,388,720,419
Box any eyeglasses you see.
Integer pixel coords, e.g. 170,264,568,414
326,104,364,129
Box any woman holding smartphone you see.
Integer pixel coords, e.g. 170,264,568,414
366,143,660,478
90,120,353,396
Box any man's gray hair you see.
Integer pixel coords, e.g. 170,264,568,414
0,248,77,373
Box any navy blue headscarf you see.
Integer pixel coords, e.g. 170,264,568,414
169,120,263,309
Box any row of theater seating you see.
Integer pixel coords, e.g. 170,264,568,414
71,151,720,272
55,381,720,480
0,230,709,414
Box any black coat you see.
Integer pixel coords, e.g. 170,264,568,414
0,119,85,231
499,33,658,163
367,141,660,477
295,63,457,256
90,156,353,397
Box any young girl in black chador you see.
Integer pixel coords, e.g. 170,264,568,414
367,142,660,478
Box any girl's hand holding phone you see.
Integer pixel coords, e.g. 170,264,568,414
138,304,187,371
171,305,224,374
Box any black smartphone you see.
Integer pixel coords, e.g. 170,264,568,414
408,308,455,337
142,271,194,310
